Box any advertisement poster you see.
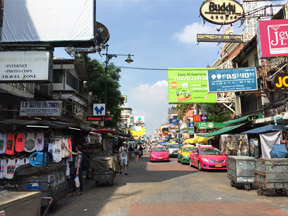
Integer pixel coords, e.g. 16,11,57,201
168,68,216,104
257,19,288,58
207,68,258,92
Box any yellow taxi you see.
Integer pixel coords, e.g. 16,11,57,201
177,145,196,164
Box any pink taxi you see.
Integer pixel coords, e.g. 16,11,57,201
189,145,227,170
150,146,169,162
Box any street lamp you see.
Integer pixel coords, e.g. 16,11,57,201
103,44,134,121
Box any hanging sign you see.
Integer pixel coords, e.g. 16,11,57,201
200,0,244,25
197,34,243,43
273,73,288,91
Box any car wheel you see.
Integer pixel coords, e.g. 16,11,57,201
198,161,202,171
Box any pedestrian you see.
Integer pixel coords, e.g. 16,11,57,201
119,141,129,175
128,143,134,162
134,145,140,163
81,148,90,187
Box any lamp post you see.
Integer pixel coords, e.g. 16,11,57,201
103,44,134,125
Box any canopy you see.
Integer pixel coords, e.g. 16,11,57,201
92,128,116,134
197,137,213,143
223,115,256,126
241,124,288,134
197,123,247,137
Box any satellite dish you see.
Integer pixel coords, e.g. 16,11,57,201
96,21,110,46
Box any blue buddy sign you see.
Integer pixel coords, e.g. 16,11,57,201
207,67,258,93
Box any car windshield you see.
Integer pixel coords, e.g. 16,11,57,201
200,148,222,155
151,147,167,152
167,144,179,148
183,148,194,152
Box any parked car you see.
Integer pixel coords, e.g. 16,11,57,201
177,145,195,164
150,146,169,162
189,145,227,171
166,143,180,157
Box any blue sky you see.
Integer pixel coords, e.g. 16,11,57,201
55,0,285,135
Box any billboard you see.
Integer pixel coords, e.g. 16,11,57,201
134,116,145,124
2,0,95,45
258,19,288,58
0,51,52,82
20,101,62,116
168,68,217,104
207,68,258,92
197,34,242,43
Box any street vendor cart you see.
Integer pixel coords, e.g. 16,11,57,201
227,156,255,191
90,156,118,185
255,158,288,196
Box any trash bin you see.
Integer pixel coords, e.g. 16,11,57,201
227,156,255,191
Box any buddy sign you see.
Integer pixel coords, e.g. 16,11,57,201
258,19,288,58
273,73,288,91
200,0,244,25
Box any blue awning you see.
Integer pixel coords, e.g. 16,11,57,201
241,124,288,134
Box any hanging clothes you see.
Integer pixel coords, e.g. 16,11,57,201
0,158,6,179
25,132,37,152
52,140,62,163
36,132,45,151
260,131,282,159
5,158,16,179
61,138,71,158
0,133,7,154
66,160,70,178
6,133,16,155
16,158,25,169
15,132,25,152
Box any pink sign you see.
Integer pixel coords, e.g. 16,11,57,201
258,19,288,58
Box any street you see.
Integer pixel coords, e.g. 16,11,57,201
51,151,288,216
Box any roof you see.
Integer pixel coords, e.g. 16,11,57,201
197,123,247,137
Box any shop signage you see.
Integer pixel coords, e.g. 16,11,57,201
0,51,52,83
168,68,217,104
196,122,224,129
87,116,112,121
20,101,62,116
193,115,201,122
188,122,194,128
201,114,208,122
134,116,145,124
257,19,288,58
207,67,258,92
93,103,106,116
200,0,244,25
197,34,242,43
273,73,288,91
169,118,179,124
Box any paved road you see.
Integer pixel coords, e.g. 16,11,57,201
51,151,288,216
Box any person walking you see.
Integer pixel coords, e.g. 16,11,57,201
134,145,140,163
119,141,129,175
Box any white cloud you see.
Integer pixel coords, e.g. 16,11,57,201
125,80,169,134
173,22,217,44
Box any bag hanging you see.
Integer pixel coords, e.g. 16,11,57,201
74,176,80,188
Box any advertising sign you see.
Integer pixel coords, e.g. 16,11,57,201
169,118,179,124
207,68,258,92
134,116,145,124
87,116,112,121
93,104,106,116
20,101,62,116
168,68,217,104
188,122,195,129
200,0,244,25
258,19,288,58
0,51,52,82
196,122,224,129
2,0,95,45
272,73,288,91
197,34,242,43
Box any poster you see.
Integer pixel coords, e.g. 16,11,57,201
168,68,217,104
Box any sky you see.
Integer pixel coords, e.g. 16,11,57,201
55,0,286,135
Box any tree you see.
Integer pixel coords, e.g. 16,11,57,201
82,54,124,128
203,103,231,122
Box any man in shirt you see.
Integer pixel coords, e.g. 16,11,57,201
119,141,129,175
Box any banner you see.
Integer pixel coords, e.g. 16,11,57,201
20,101,62,116
168,68,217,104
207,68,258,92
196,122,224,129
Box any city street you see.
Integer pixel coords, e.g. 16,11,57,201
52,151,288,216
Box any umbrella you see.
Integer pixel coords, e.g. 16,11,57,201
91,128,116,133
197,137,213,143
184,137,199,144
241,124,288,134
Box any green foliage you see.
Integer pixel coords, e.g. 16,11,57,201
82,54,124,128
203,104,231,122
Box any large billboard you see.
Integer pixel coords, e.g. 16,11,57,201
2,0,95,46
0,51,52,82
258,19,288,58
207,68,258,92
168,68,217,104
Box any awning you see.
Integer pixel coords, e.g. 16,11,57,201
223,115,256,126
197,123,247,137
241,124,288,134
